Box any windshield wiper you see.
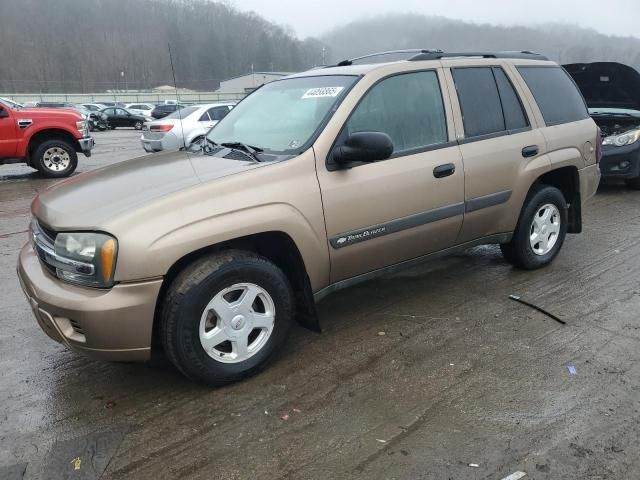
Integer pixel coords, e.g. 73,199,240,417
220,142,263,162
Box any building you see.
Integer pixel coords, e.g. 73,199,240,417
216,72,291,94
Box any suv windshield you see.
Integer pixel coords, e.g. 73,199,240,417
0,97,23,109
207,75,357,154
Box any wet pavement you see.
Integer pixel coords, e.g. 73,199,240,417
1,132,640,479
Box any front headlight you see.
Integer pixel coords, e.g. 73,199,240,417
54,232,117,287
603,129,640,147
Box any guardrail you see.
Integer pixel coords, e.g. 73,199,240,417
1,92,247,104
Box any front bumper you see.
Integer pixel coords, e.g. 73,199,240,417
78,136,94,157
600,142,640,179
17,243,162,362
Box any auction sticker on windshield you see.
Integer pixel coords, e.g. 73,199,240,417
302,87,344,99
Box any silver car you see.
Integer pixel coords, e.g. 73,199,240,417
141,103,234,152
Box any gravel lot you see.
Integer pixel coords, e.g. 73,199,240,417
1,129,639,479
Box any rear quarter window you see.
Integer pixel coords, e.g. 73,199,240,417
517,66,589,126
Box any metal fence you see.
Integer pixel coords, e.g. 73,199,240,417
1,91,247,104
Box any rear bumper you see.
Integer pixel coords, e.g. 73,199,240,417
78,136,94,157
600,142,640,179
579,163,601,203
17,243,162,362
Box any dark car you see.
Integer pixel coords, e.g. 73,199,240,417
100,107,149,130
564,62,640,189
150,103,185,119
100,101,126,108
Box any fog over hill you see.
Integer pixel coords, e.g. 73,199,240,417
321,14,640,70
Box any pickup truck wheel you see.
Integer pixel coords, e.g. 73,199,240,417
626,176,640,190
34,139,78,178
500,185,568,269
161,250,294,386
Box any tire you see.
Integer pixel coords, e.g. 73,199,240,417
134,121,143,130
626,176,640,190
33,138,78,178
160,250,294,386
110,126,116,130
500,185,568,270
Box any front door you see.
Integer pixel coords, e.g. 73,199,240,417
317,70,465,283
0,106,17,159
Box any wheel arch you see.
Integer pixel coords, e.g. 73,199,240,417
532,166,581,233
151,231,320,355
27,129,81,165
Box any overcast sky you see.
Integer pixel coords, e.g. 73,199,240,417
230,0,640,39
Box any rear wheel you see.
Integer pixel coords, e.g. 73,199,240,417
500,185,568,269
134,121,143,130
33,139,78,178
161,250,294,386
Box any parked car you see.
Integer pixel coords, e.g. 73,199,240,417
100,101,126,108
0,98,93,177
564,62,640,189
150,103,185,119
24,102,108,131
141,103,233,152
81,103,108,112
18,50,600,385
100,107,150,130
125,103,156,116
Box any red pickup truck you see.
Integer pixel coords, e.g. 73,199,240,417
0,98,94,177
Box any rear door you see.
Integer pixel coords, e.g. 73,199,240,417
0,105,17,158
316,69,465,282
445,64,548,242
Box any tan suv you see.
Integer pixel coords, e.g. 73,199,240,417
18,50,601,385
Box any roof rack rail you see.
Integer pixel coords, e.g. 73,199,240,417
409,50,549,61
336,49,444,67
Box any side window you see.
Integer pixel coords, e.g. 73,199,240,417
199,111,211,121
452,67,505,137
345,70,447,154
492,67,529,131
210,107,230,121
116,108,128,115
517,66,589,126
104,108,115,115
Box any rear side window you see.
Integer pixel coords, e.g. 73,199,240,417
517,66,589,126
453,68,505,137
209,106,230,121
346,70,447,154
492,68,529,131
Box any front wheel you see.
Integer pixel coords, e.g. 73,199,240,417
501,185,568,269
33,139,78,178
134,121,143,130
160,250,294,386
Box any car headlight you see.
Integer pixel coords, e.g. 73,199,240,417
53,232,117,288
603,129,640,147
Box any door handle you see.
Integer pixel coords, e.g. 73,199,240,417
522,145,539,158
433,163,456,178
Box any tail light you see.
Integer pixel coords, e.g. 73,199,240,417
150,124,174,132
595,127,603,164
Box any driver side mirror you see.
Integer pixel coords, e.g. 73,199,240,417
333,132,393,166
0,107,8,119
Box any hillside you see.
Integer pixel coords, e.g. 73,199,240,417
0,0,324,93
322,14,640,71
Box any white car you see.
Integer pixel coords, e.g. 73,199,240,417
125,103,156,116
81,103,108,112
141,103,234,153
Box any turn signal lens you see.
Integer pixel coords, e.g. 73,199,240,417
100,238,116,282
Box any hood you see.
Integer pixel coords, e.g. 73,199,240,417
563,62,640,111
32,150,259,229
21,107,84,120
